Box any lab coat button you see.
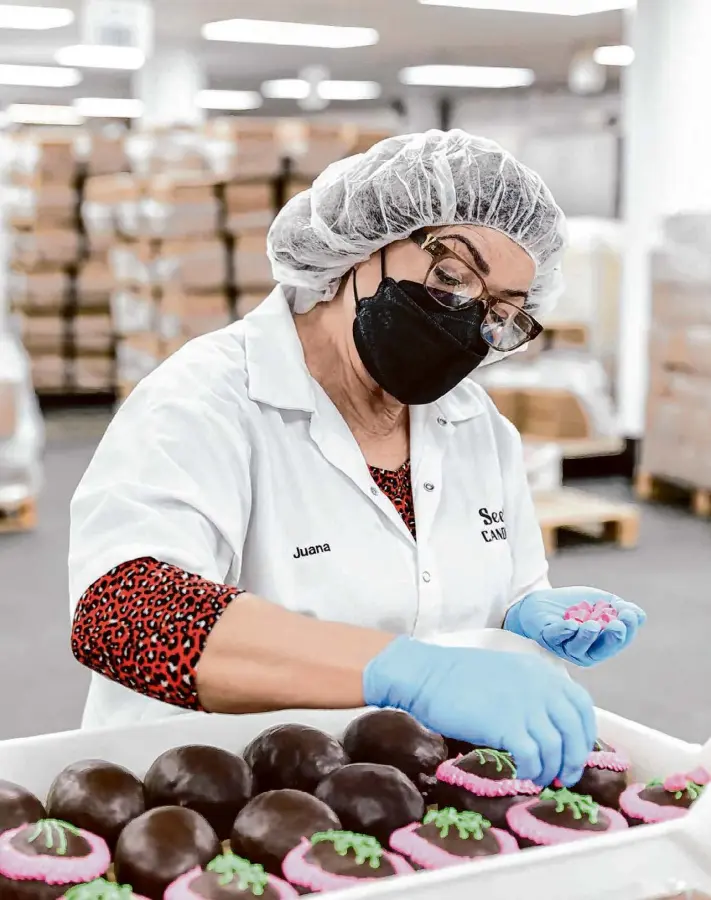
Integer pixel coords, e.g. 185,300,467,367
424,482,435,492
422,571,432,583
370,486,379,496
437,416,448,426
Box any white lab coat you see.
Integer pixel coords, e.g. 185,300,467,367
69,287,550,729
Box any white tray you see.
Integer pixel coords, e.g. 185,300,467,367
1,632,710,900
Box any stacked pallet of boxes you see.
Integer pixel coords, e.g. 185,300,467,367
7,131,128,397
638,215,711,509
96,120,393,400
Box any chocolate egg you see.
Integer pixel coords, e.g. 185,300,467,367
144,745,252,839
114,806,221,900
231,789,341,876
343,710,447,798
46,760,144,850
244,725,348,795
315,763,424,844
0,780,45,836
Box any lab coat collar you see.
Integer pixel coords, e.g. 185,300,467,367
243,286,486,422
244,287,317,413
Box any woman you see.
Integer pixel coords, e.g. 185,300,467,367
69,130,645,788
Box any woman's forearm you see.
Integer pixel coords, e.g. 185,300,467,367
196,592,394,714
72,557,394,714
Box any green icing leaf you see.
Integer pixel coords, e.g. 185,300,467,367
62,879,134,900
470,748,517,776
206,852,269,896
311,831,384,870
422,808,491,841
539,788,600,824
27,820,82,856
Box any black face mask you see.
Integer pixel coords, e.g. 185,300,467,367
352,250,491,405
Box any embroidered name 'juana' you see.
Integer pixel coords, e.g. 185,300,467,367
293,543,332,559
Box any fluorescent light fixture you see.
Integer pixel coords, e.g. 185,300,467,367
74,97,143,118
400,65,535,88
262,79,381,100
0,64,80,87
202,18,379,48
56,45,145,70
197,89,263,110
0,5,73,28
320,80,381,100
6,103,83,125
593,44,635,66
418,0,634,13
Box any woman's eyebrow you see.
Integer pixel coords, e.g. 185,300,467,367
447,234,529,300
447,234,491,276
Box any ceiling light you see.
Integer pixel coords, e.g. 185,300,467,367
320,80,381,100
202,18,379,48
197,90,263,111
0,5,73,28
74,97,143,118
400,65,535,88
56,45,145,70
262,79,381,101
6,103,83,125
593,44,635,66
262,79,310,100
418,0,634,13
0,64,81,87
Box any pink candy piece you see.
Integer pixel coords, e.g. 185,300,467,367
389,821,519,870
282,837,414,894
619,784,690,824
0,826,110,886
506,798,628,846
563,601,619,624
436,757,541,798
165,866,298,900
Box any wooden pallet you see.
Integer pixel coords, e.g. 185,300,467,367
635,472,711,517
0,499,37,534
534,488,640,555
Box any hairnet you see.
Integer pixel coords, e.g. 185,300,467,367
267,129,567,316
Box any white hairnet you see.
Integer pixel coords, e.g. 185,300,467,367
268,129,567,316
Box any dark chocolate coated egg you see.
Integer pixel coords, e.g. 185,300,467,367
0,780,45,835
343,710,447,796
46,760,145,849
231,789,340,876
114,806,221,900
244,724,348,795
144,745,252,839
315,763,424,844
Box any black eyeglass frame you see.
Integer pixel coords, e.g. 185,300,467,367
410,231,544,351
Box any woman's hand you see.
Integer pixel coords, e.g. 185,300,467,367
363,636,596,787
504,587,646,668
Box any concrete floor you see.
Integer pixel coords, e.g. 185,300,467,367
1,411,710,744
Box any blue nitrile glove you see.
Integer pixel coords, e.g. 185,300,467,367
363,636,596,788
504,586,646,668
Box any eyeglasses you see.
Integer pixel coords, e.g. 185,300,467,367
410,232,543,352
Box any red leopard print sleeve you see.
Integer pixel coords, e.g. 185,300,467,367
71,558,242,710
71,464,416,709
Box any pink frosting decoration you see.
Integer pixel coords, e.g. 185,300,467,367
563,601,619,624
388,822,518,870
0,826,110,886
436,757,541,798
687,767,711,786
585,748,630,772
619,784,691,824
282,838,414,893
165,866,298,900
506,798,628,846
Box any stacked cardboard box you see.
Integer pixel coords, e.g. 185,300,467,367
641,237,711,489
7,122,392,401
6,132,123,395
